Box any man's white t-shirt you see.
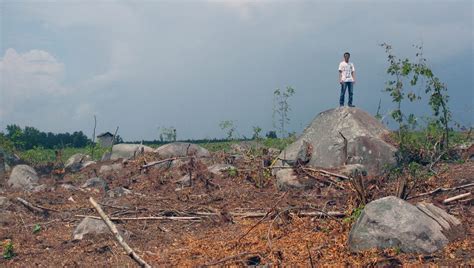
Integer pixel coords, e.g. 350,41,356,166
338,61,355,82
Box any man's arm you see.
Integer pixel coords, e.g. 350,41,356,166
352,63,356,83
339,70,343,84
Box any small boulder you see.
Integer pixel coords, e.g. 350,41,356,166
99,163,122,174
107,187,132,198
73,217,110,240
8,165,40,191
65,153,91,172
336,164,367,177
155,142,210,158
81,177,109,191
348,196,463,254
0,196,11,210
275,169,315,191
175,174,191,186
60,184,80,191
230,141,264,154
110,144,153,160
208,164,236,176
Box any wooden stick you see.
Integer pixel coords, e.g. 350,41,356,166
408,182,474,200
89,197,151,268
237,192,287,242
75,214,201,221
303,167,351,181
443,192,472,204
301,169,345,190
16,197,49,216
141,156,191,169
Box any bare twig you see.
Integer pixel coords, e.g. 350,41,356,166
237,192,287,242
141,156,193,169
408,182,474,200
443,192,472,204
89,197,151,268
16,197,49,216
302,168,345,190
306,243,315,268
75,215,201,221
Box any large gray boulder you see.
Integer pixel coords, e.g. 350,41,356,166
276,107,396,175
7,165,40,190
348,196,463,254
109,144,153,160
155,142,210,158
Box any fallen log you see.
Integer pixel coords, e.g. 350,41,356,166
89,197,151,268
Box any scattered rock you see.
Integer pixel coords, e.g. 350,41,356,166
348,196,463,254
276,107,397,176
0,196,11,210
99,163,123,174
7,165,40,191
267,147,281,155
107,187,132,198
110,144,154,160
73,217,110,240
65,153,92,172
60,184,80,191
230,141,264,154
275,169,315,191
155,142,210,158
32,184,48,192
81,177,109,191
207,164,236,176
336,164,367,177
0,211,14,226
175,174,191,186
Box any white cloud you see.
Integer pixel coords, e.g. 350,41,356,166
0,48,68,115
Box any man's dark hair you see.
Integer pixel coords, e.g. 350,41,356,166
344,52,350,57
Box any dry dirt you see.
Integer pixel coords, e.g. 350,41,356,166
0,151,473,267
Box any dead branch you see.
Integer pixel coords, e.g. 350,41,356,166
16,197,49,216
301,168,345,190
89,197,151,268
408,182,474,200
442,192,472,204
306,243,315,268
141,156,194,169
237,192,287,242
75,215,201,221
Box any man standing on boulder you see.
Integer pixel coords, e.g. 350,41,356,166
338,52,356,107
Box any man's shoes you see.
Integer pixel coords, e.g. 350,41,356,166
348,104,355,107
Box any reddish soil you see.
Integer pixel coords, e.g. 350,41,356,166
0,152,472,267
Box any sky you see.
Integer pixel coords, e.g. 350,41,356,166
0,0,473,141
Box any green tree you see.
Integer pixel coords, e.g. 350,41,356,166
252,126,262,140
219,120,236,140
380,43,452,163
273,86,295,138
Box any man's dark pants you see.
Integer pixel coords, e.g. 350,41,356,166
339,82,353,106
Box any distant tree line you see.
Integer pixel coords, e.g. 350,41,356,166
1,124,91,150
